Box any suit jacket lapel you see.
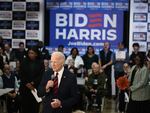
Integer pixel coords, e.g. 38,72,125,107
58,69,67,91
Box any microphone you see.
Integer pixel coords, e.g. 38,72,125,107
46,74,54,92
51,74,55,80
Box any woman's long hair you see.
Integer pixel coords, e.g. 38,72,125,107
27,46,41,60
135,53,145,68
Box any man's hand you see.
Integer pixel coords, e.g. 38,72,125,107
102,64,107,69
90,88,95,92
8,92,16,98
45,80,54,92
51,99,62,109
26,83,34,90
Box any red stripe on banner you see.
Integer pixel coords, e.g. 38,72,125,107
89,18,102,23
87,13,103,18
87,23,102,28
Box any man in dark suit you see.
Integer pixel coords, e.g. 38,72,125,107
38,51,79,113
38,41,50,60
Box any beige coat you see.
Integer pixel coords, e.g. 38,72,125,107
128,65,150,101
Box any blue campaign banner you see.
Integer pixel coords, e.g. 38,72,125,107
46,0,128,53
50,9,123,49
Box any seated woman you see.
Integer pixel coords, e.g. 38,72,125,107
84,62,106,112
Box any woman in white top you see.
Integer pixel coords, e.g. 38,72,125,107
65,47,84,77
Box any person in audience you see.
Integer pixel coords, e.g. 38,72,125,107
12,60,21,86
146,50,150,87
72,110,85,113
99,42,113,99
85,62,106,111
146,50,150,67
129,43,146,67
65,47,84,77
146,50,150,61
0,46,9,64
126,53,150,113
67,59,76,74
0,76,3,88
38,51,79,113
4,43,16,62
0,53,4,75
44,59,51,72
57,44,67,59
19,46,45,113
38,41,50,60
14,42,27,63
117,63,130,113
0,46,4,77
0,36,4,49
146,49,150,64
82,46,99,75
114,42,129,98
0,64,20,113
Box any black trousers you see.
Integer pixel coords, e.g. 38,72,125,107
7,95,20,113
20,93,39,113
118,90,126,112
104,68,112,98
126,99,150,113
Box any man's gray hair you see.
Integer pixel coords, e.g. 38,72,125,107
51,51,65,63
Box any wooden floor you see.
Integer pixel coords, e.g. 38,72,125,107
102,99,117,113
73,98,118,113
0,98,118,113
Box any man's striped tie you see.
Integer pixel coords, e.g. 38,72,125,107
53,73,58,96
